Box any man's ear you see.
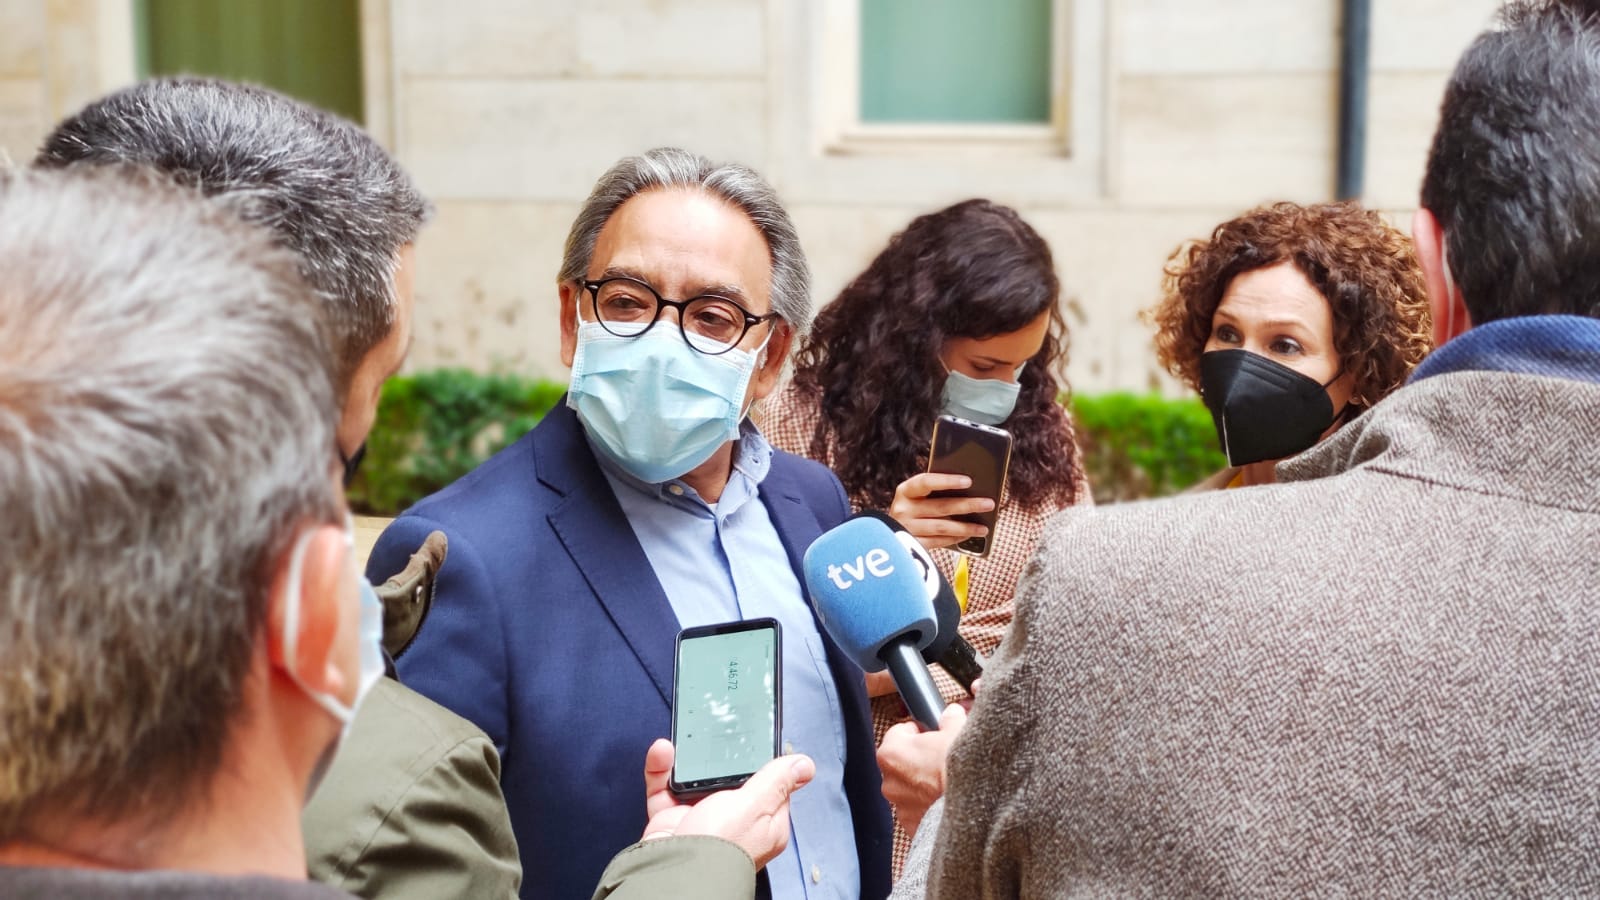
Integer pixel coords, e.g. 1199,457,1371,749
559,281,579,368
751,322,793,402
265,525,351,699
1411,208,1471,345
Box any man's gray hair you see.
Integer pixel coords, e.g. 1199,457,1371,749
559,147,814,337
34,76,431,394
0,167,344,840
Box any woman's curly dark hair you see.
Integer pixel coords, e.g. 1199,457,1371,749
791,199,1081,512
1148,201,1432,411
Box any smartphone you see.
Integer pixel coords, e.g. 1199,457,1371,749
669,618,782,798
926,414,1014,558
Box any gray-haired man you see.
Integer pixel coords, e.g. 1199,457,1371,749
0,166,363,898
368,148,894,899
36,77,521,899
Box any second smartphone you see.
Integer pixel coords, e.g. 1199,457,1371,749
926,414,1014,558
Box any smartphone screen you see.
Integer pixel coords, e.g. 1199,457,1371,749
669,618,782,796
927,415,1014,558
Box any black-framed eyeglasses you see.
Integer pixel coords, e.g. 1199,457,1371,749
581,276,780,356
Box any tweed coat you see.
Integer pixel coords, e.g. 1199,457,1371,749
926,366,1600,897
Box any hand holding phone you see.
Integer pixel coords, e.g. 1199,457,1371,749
889,472,996,551
922,415,1013,557
669,619,782,798
641,738,814,870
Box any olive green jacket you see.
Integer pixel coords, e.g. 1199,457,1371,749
590,836,756,900
302,677,521,899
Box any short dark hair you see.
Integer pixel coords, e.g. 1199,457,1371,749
35,77,431,392
1420,0,1600,322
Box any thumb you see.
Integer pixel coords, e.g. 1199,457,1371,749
939,703,968,731
643,739,678,819
743,753,815,813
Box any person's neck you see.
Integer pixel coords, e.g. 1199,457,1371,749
679,440,738,504
0,787,306,879
0,694,315,880
1239,460,1278,486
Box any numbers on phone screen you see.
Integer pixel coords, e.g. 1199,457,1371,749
677,631,776,782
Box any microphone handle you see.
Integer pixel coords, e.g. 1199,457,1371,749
881,640,943,731
936,635,985,696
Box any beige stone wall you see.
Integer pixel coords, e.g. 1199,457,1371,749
0,0,133,166
0,0,1504,392
369,0,1502,393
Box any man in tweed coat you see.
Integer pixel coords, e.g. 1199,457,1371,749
906,1,1600,896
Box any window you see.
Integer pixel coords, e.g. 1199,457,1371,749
135,0,363,123
800,0,1090,159
859,0,1053,126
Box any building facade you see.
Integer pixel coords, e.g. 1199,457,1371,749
0,0,1501,392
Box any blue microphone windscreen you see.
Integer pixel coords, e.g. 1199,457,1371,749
803,517,938,672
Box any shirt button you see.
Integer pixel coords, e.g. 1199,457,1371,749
784,741,794,754
811,864,822,884
667,484,684,496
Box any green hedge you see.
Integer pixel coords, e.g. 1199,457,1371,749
346,369,566,515
349,370,1226,516
1069,391,1227,502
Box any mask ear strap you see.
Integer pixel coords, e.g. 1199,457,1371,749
279,528,316,674
1320,367,1356,427
1318,366,1356,429
737,328,778,422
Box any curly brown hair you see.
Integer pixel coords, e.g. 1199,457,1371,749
791,199,1082,512
1148,201,1432,411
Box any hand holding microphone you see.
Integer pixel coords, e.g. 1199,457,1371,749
877,703,968,837
802,515,946,730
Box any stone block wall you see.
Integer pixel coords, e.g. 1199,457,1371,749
0,0,1504,392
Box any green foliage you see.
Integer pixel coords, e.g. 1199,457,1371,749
346,369,565,515
348,371,1227,515
1068,392,1227,502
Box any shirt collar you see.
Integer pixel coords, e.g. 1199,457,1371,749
1410,314,1600,386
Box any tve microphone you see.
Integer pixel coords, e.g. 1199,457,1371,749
853,511,986,695
802,516,944,730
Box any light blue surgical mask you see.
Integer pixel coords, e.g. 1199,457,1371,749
567,317,769,483
940,363,1025,426
279,519,385,729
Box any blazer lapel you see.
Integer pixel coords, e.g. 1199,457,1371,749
538,403,680,706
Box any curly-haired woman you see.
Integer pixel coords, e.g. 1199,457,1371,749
1149,201,1433,490
762,199,1092,866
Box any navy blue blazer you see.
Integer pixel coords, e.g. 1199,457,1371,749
367,402,893,900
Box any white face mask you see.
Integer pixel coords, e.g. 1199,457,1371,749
567,310,771,483
278,518,384,728
940,363,1026,426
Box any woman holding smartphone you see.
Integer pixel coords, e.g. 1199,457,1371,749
762,198,1091,871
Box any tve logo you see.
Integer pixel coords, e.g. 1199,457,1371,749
825,547,895,590
802,516,940,674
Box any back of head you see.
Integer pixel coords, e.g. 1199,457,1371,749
35,76,430,391
559,147,812,337
1421,0,1600,321
0,167,344,842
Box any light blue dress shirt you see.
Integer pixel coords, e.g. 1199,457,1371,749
596,423,860,900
